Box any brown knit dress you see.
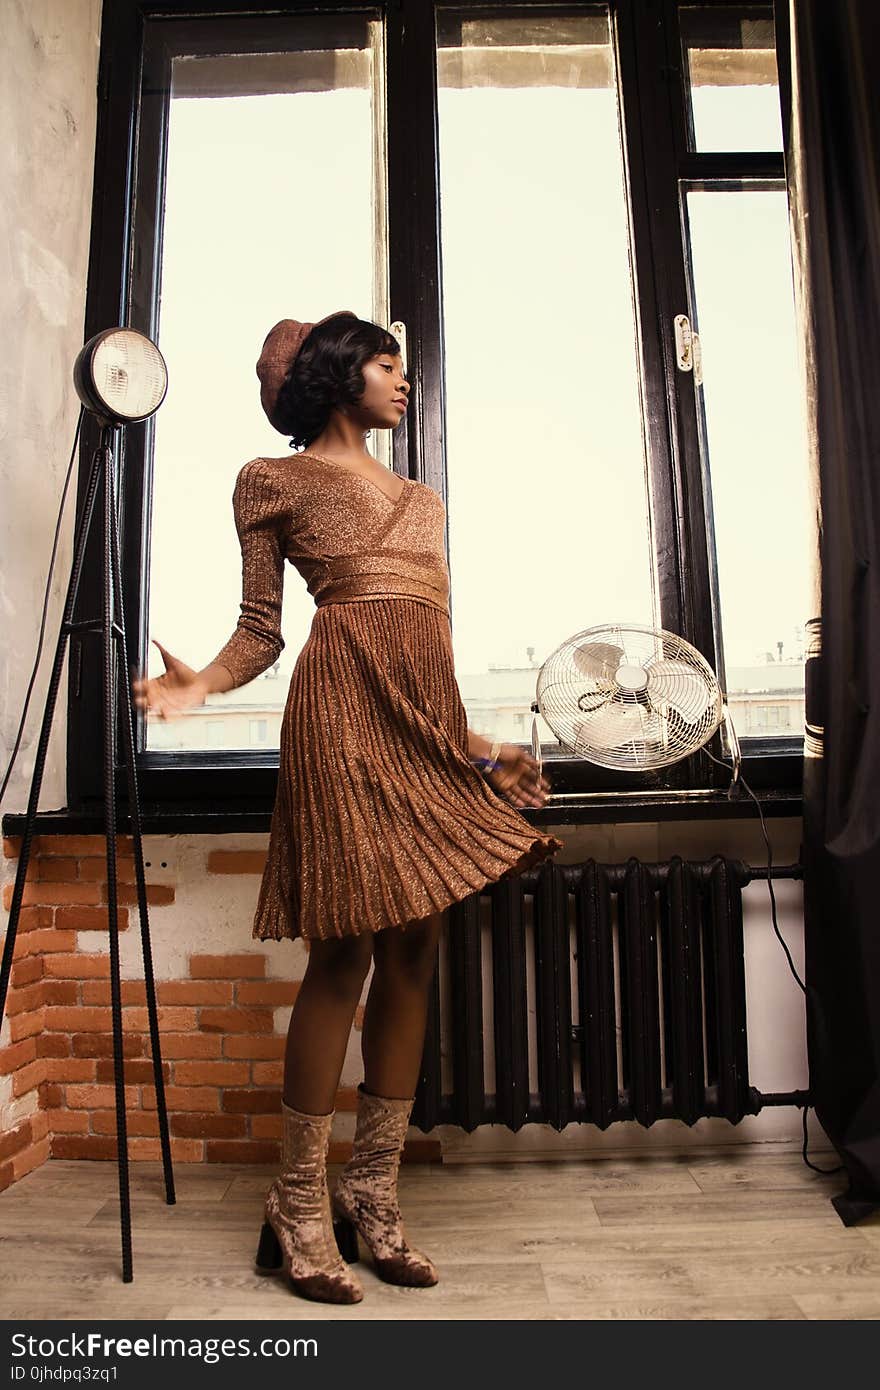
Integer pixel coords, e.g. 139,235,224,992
210,452,564,942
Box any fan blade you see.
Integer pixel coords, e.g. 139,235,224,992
647,659,714,722
576,700,644,750
572,642,624,681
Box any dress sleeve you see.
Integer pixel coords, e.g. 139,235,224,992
209,461,287,689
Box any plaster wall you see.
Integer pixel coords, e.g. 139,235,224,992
0,0,102,815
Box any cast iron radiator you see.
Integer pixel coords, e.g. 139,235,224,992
413,856,767,1133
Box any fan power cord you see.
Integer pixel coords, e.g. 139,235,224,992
800,1103,842,1176
704,748,803,989
0,408,84,813
704,747,843,1177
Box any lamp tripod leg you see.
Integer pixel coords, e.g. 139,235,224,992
107,452,175,1208
101,435,134,1283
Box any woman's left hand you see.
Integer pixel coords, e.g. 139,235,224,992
485,743,550,809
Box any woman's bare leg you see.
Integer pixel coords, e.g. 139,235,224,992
361,911,443,1098
283,934,374,1114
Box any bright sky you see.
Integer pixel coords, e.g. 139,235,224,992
147,48,810,752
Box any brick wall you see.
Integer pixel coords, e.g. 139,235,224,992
1,833,438,1191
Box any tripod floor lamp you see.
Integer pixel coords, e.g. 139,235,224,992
0,328,176,1282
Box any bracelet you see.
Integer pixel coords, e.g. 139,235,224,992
473,740,504,774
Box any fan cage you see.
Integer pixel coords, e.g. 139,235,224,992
536,624,724,771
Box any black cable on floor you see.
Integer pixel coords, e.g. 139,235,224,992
801,1101,843,1175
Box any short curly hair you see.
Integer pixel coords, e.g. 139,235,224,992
273,314,403,449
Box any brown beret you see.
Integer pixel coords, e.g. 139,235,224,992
257,310,358,433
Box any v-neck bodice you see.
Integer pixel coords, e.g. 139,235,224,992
297,450,410,507
210,453,451,688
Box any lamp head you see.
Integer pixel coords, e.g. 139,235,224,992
73,328,167,425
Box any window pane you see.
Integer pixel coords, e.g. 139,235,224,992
436,7,657,748
146,18,386,752
685,190,810,741
680,6,782,153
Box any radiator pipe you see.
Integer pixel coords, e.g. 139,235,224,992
746,864,803,881
751,1087,812,1108
549,860,804,890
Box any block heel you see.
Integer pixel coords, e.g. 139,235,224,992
255,1219,283,1273
333,1212,360,1264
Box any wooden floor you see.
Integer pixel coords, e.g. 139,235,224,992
1,1149,878,1320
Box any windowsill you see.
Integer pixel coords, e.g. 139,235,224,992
2,786,801,840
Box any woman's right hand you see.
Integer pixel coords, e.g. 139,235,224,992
131,640,209,721
485,743,550,810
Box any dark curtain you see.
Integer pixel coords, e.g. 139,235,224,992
783,0,880,1222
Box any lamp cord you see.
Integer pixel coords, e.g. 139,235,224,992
703,746,843,1176
0,407,84,812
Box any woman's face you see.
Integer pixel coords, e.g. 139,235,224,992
352,351,410,430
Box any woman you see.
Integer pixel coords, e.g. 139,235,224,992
133,311,564,1304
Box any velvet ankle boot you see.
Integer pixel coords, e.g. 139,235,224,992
255,1101,364,1304
331,1083,438,1287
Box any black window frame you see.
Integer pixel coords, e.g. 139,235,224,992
67,0,801,823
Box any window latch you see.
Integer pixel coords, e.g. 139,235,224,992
692,331,703,386
674,314,703,386
674,313,693,371
389,320,408,375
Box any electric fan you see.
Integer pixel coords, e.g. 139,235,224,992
531,623,740,777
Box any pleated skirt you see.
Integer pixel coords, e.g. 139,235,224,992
252,595,564,941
